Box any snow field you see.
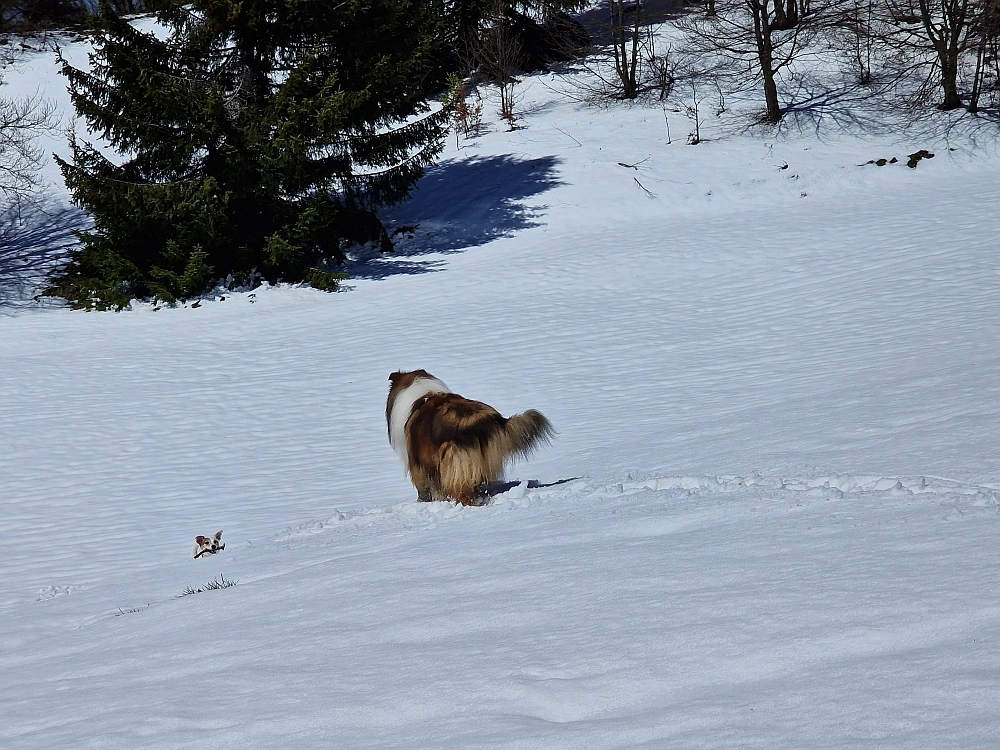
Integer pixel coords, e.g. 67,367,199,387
2,23,1000,750
4,474,999,748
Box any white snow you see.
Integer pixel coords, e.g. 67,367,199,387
2,21,1000,750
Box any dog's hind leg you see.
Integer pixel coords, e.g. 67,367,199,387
407,461,436,502
453,485,481,506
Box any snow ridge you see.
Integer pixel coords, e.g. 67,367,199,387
269,471,1000,546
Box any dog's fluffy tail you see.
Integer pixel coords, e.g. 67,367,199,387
494,409,555,466
435,406,554,504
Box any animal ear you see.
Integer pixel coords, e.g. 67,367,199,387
195,536,209,545
389,371,401,384
214,531,223,540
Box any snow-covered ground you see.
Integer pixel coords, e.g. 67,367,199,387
2,22,1000,749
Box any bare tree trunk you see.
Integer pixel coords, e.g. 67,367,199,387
844,0,876,84
939,48,964,107
675,0,818,125
968,40,985,110
969,0,1000,110
916,0,970,109
752,0,784,121
610,0,642,98
773,0,800,29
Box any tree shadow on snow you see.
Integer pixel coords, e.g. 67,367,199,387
0,197,89,309
345,153,562,280
733,70,1000,147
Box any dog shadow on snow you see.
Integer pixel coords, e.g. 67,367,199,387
0,197,89,309
345,153,563,280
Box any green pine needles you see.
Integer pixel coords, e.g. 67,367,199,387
48,0,448,309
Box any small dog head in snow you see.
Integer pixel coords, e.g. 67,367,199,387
193,531,225,559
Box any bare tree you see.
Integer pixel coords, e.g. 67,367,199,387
645,27,675,100
836,0,880,83
676,0,825,122
884,0,974,109
824,0,1000,114
968,0,1000,109
0,90,57,206
683,79,705,142
610,0,643,99
474,3,526,128
0,78,62,302
559,1,647,101
918,0,972,108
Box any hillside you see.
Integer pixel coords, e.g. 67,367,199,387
2,21,999,749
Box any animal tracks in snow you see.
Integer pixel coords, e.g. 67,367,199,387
15,470,995,639
269,471,998,550
35,584,79,601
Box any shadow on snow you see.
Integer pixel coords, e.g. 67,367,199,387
345,153,563,280
0,197,88,309
1,156,565,300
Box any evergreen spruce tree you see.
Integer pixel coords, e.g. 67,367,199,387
48,0,447,309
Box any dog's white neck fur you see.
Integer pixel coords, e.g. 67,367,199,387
389,375,450,467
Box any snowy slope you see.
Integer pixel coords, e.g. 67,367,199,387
2,27,1000,750
7,475,1000,749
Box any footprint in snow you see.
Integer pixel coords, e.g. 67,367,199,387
37,585,78,601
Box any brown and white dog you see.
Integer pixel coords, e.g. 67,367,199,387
192,531,225,559
387,370,554,505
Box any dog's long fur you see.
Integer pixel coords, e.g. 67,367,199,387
387,370,554,505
